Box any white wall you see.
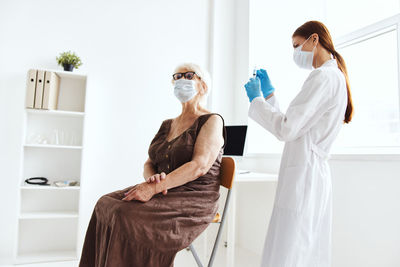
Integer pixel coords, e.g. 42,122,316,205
209,0,250,125
0,0,212,263
209,0,237,124
330,157,400,267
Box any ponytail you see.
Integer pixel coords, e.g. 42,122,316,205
332,50,353,123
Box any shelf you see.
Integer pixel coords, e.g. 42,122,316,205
21,185,80,190
42,68,87,80
15,250,77,264
26,108,85,118
17,218,78,258
20,188,80,214
24,144,83,150
19,211,79,219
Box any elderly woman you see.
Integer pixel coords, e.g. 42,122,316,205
79,63,226,267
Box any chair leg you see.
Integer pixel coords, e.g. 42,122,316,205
189,243,204,267
207,189,232,267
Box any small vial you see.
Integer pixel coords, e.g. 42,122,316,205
253,66,257,77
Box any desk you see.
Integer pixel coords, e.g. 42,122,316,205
225,171,278,266
235,171,278,183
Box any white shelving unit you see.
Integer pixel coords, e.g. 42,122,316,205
24,144,83,149
15,69,87,264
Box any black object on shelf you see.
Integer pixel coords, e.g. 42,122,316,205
63,64,74,72
25,177,49,186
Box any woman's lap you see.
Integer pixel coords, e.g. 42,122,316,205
93,185,219,251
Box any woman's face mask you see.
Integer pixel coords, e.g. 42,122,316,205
174,79,198,103
293,35,316,70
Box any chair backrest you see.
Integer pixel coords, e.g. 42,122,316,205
220,157,235,189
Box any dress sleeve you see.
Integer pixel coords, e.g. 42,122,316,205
248,69,335,142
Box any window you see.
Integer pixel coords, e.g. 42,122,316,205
326,0,400,37
335,24,400,147
323,1,400,149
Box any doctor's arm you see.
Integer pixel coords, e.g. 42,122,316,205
249,70,333,142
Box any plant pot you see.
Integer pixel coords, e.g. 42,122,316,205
63,64,74,72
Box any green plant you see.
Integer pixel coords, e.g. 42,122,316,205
56,51,83,69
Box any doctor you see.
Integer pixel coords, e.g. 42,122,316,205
244,21,354,267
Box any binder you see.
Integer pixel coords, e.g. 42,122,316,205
42,71,60,110
25,69,37,108
34,70,45,109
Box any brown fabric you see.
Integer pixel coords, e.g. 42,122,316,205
79,113,226,267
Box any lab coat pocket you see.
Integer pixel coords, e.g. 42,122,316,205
275,165,307,212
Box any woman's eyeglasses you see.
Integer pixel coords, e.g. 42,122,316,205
172,71,199,81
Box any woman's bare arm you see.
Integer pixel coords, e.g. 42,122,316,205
143,157,167,194
143,158,156,181
153,115,224,193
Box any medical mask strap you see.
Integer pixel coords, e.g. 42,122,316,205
301,35,315,50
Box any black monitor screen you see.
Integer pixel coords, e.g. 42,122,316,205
223,125,248,156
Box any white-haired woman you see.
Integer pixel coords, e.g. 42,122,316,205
79,63,226,267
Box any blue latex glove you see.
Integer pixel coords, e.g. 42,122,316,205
256,69,275,98
244,77,262,102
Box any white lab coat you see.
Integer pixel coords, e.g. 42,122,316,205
248,59,347,267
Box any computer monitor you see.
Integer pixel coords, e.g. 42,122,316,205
223,125,248,156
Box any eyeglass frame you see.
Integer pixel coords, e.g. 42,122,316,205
172,71,201,81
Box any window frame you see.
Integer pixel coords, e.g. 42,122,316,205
334,14,400,126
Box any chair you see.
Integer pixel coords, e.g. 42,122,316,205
188,156,236,267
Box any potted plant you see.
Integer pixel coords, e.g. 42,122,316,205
56,51,83,72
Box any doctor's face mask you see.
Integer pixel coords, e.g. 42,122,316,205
293,35,316,70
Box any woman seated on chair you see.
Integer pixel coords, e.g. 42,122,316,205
79,63,226,267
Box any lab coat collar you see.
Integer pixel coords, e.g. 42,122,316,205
320,59,337,68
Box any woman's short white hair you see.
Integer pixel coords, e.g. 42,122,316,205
172,63,212,95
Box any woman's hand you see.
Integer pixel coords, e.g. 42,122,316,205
122,182,156,202
146,172,168,195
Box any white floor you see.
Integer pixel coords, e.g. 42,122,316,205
1,246,260,267
1,250,200,267
1,250,206,267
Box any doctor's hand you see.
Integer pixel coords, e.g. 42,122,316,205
256,69,275,98
122,182,156,202
146,172,168,195
244,77,262,102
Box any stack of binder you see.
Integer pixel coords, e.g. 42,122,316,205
26,69,60,110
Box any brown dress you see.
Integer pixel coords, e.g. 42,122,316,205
79,113,226,267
